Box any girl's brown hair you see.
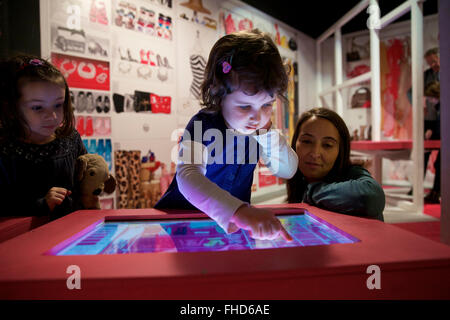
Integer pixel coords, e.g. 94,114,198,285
286,108,352,203
201,29,289,112
0,54,74,141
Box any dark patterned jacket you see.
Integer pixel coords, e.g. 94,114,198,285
0,129,86,219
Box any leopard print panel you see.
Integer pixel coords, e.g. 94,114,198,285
114,151,129,209
114,150,141,209
127,151,141,208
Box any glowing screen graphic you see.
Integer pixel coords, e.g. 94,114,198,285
50,213,359,255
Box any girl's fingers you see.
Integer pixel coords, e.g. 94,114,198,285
49,188,71,199
52,194,65,203
53,188,68,196
264,223,278,240
244,215,293,242
279,224,293,241
256,225,263,239
49,191,65,200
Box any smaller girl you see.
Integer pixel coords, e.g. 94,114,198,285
155,29,298,240
0,54,87,221
287,108,385,221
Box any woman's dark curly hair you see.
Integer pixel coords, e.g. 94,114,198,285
0,53,74,141
201,29,289,112
286,108,352,203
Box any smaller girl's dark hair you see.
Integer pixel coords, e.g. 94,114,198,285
201,29,289,112
286,107,352,203
0,53,74,141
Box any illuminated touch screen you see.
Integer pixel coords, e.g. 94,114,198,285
48,213,359,255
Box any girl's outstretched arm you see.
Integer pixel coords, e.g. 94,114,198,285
177,140,292,240
176,140,245,233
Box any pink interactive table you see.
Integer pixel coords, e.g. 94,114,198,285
0,203,450,299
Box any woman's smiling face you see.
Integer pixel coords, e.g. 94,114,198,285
295,117,340,183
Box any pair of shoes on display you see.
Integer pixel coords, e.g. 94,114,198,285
94,117,112,136
73,91,110,113
90,0,108,25
89,139,112,171
88,139,98,154
104,139,112,171
96,95,111,113
74,91,95,113
424,190,441,204
85,138,110,154
82,139,89,152
76,115,94,136
73,91,86,112
77,115,112,136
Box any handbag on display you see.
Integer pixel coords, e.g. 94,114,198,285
351,87,371,109
113,93,124,113
134,90,152,112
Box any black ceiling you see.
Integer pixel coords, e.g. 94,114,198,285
240,0,438,39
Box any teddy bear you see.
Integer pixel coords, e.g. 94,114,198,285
75,154,116,209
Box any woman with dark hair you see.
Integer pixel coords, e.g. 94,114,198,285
287,108,385,221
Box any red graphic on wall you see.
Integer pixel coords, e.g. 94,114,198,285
382,40,403,137
224,13,236,34
238,18,253,31
51,53,110,91
150,93,171,114
258,171,277,188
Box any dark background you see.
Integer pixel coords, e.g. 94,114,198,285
241,0,438,38
0,0,41,58
0,0,439,59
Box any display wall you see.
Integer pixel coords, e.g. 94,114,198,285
320,14,439,188
39,0,315,209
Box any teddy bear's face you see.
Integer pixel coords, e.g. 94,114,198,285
77,154,115,198
80,161,110,196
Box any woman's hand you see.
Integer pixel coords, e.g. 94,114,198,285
230,204,293,241
45,187,71,212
